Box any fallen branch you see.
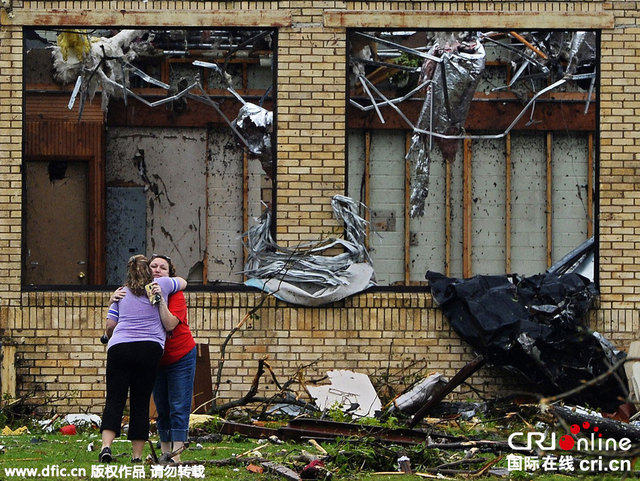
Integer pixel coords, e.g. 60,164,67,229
181,456,267,467
426,440,512,452
210,357,267,414
409,355,485,428
550,405,640,442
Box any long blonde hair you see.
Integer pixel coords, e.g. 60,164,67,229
125,254,153,296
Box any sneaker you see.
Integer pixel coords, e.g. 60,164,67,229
131,457,142,464
99,446,112,463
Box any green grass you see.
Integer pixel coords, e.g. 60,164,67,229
0,429,637,480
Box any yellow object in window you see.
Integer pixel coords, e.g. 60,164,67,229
57,30,92,62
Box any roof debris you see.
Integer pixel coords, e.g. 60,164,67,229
426,270,626,412
305,370,382,418
45,28,274,167
349,30,596,217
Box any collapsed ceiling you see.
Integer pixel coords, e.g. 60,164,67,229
349,30,596,217
28,28,275,171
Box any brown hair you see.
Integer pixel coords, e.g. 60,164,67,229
149,254,176,277
125,254,153,296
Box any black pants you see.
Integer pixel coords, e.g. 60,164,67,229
101,341,163,440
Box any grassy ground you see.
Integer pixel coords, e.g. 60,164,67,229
0,429,636,480
1,402,638,480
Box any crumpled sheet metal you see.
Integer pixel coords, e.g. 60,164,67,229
426,270,626,412
232,102,273,177
526,31,596,74
243,195,376,306
409,37,486,218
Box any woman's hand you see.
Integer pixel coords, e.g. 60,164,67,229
151,282,164,304
109,287,126,304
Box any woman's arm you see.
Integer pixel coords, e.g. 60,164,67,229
104,318,117,339
157,297,180,332
109,287,126,304
151,277,188,332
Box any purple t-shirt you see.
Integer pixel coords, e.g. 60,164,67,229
106,276,181,350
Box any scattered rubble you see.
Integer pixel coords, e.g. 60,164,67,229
305,370,382,418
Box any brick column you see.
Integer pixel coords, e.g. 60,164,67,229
276,1,347,244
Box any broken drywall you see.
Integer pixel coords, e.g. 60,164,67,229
106,127,207,282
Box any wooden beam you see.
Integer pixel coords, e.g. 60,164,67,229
463,138,473,278
348,95,596,132
325,10,614,29
1,345,17,400
364,130,371,249
203,129,210,285
546,132,553,268
2,9,292,27
505,134,512,274
445,159,452,277
242,150,249,282
107,95,273,128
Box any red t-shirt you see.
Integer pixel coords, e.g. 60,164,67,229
160,291,196,366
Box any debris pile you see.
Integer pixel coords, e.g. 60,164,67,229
426,270,626,412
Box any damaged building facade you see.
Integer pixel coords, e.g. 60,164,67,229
0,1,637,412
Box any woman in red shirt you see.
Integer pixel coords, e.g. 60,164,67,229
110,254,196,462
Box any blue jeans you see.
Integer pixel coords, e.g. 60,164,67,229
153,347,196,443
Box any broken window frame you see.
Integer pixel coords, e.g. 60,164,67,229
346,28,599,288
21,27,277,289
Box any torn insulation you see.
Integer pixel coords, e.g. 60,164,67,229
243,195,375,306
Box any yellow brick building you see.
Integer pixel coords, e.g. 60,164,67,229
0,1,637,413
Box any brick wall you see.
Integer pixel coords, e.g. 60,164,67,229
1,1,639,413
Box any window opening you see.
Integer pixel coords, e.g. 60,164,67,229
347,30,597,286
23,27,276,287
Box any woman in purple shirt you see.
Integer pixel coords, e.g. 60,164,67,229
98,255,187,463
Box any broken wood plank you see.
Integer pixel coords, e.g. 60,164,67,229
409,355,486,428
462,138,472,277
546,132,553,268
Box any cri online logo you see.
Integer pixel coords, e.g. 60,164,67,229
508,422,632,452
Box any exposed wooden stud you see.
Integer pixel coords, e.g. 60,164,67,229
463,138,473,278
588,132,594,238
445,159,452,277
242,150,249,281
364,130,371,249
546,132,553,268
505,133,512,273
243,63,248,90
203,128,210,285
404,132,411,284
